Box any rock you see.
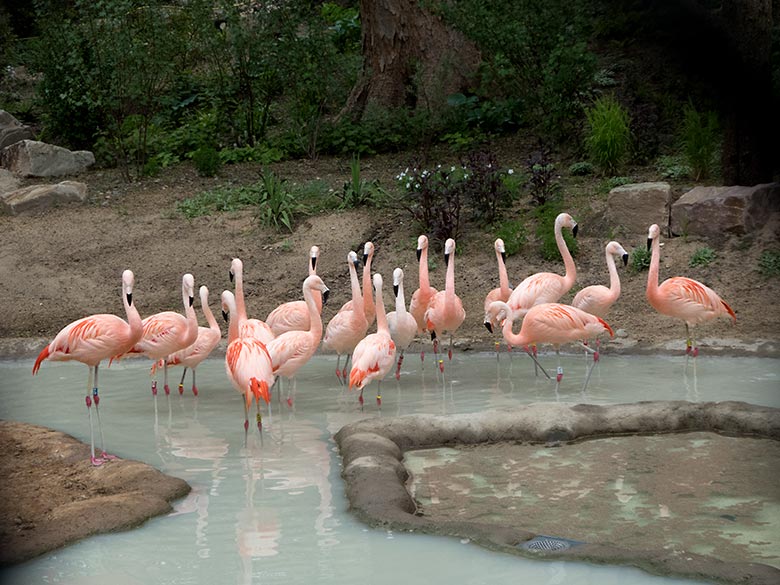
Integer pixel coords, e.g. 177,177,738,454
605,182,671,236
0,140,95,177
0,169,19,194
670,183,780,238
0,110,34,150
0,181,88,215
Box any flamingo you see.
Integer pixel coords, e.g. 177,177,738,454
222,290,274,440
156,285,222,396
484,238,513,356
323,251,368,383
573,241,629,318
265,246,323,336
266,275,330,407
386,268,417,380
507,213,578,319
123,273,199,398
339,241,376,326
32,269,143,465
424,238,466,367
230,258,274,344
409,235,438,362
646,223,735,356
485,301,614,392
349,273,396,408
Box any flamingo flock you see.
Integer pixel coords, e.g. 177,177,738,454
32,215,736,465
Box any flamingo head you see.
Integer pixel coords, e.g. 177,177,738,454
372,272,383,294
229,257,243,283
607,241,629,266
348,250,360,270
485,301,510,332
309,245,320,273
556,213,578,237
444,238,456,266
304,274,329,306
495,238,506,262
122,269,135,306
199,285,210,308
392,267,403,298
362,241,374,265
416,235,428,260
183,273,195,307
220,290,235,322
647,224,661,250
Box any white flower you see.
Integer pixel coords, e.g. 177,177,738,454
508,169,514,175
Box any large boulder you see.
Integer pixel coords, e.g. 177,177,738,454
0,168,20,195
0,110,34,150
605,182,671,236
0,139,95,177
0,181,88,215
670,183,780,238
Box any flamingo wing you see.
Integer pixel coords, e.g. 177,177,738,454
509,273,567,313
266,301,310,336
572,285,613,318
658,277,735,325
349,334,396,390
225,338,274,407
35,314,131,371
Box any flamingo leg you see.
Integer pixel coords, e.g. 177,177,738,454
178,367,187,395
92,363,116,461
342,354,351,382
523,347,551,380
255,398,262,433
85,366,102,466
448,334,454,361
335,355,342,384
163,359,171,397
580,343,598,393
555,348,563,393
376,381,382,407
358,387,364,411
243,399,249,446
395,351,404,380
287,377,296,408
495,341,501,362
191,368,199,396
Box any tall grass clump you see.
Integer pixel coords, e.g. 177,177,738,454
585,95,631,174
682,101,719,181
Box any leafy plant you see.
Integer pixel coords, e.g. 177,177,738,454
600,176,633,192
533,201,577,261
585,95,631,174
758,250,780,277
525,147,560,206
339,157,386,209
460,150,516,226
494,218,527,256
256,170,297,231
177,184,264,219
682,101,719,181
689,247,716,267
631,247,651,272
192,145,221,177
398,162,462,247
568,161,594,176
655,155,691,180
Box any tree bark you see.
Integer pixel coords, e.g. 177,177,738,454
343,0,481,120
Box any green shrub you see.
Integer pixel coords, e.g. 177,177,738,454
460,150,517,226
256,170,297,231
339,157,386,209
494,218,527,256
585,95,631,174
192,146,221,177
398,162,462,247
689,247,716,267
177,184,264,219
682,101,719,181
631,247,651,272
655,155,691,180
568,161,594,176
600,176,633,193
525,147,560,206
533,202,577,262
758,250,780,277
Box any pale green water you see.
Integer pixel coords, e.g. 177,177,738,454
0,352,778,585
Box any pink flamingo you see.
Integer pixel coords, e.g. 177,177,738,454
323,251,368,383
483,238,513,356
230,258,274,344
222,290,274,440
573,241,629,318
266,274,330,407
424,238,466,367
409,235,438,360
386,268,417,380
339,241,376,327
507,213,578,318
123,273,199,398
646,224,735,356
265,246,323,336
349,273,396,408
156,285,222,396
32,269,143,465
485,301,614,392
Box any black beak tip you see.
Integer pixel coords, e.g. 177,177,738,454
572,224,579,238
647,238,652,251
353,259,361,270
311,257,317,271
222,310,229,322
322,289,330,305
362,253,369,265
444,252,450,266
189,296,194,307
416,249,422,261
622,254,629,266
229,271,234,283
484,321,493,333
501,251,506,263
127,293,133,306
393,284,399,298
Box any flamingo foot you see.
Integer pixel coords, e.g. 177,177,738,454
342,367,348,380
685,341,692,355
594,350,600,363
244,419,249,432
420,350,425,362
693,347,699,358
256,413,262,432
164,384,171,396
335,368,342,381
395,370,400,381
90,456,105,467
192,385,199,396
376,394,381,406
286,397,293,408
151,381,158,396
448,348,453,361
556,367,563,383
438,359,444,373
178,383,184,395
101,452,118,461
358,394,364,406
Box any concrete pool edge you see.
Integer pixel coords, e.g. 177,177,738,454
334,401,780,585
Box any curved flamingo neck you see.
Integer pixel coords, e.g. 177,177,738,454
183,288,198,344
202,296,220,333
419,246,431,292
606,250,621,300
362,254,375,317
497,250,510,297
445,250,456,302
647,235,661,304
234,266,248,322
375,284,389,335
499,303,528,347
556,218,576,289
349,261,364,314
227,301,239,343
124,291,143,341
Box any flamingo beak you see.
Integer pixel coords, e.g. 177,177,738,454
311,256,317,271
572,223,578,238
322,288,330,306
416,248,422,261
352,258,361,270
647,238,652,251
622,253,629,266
362,253,369,264
484,321,493,333
126,293,133,306
189,296,194,307
501,251,506,263
222,310,229,322
229,270,234,283
393,284,399,298
444,252,450,267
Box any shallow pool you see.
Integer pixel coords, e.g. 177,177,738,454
1,351,778,585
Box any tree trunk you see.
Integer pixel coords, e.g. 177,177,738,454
343,0,481,120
